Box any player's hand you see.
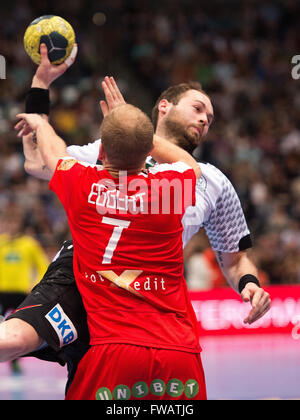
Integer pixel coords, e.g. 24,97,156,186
15,113,45,137
32,42,78,89
241,283,271,325
100,76,126,117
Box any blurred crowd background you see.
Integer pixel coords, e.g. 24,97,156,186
0,0,299,289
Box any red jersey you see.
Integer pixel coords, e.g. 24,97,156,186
50,158,200,353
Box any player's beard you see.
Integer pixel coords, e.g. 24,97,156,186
163,110,203,154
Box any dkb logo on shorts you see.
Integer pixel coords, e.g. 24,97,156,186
45,304,78,347
95,379,199,400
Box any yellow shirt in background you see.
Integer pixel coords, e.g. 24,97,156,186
0,234,49,294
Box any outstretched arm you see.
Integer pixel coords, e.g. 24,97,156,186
22,71,124,179
21,43,77,180
215,249,271,325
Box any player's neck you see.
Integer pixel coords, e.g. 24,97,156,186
155,128,195,155
103,164,145,178
155,126,178,146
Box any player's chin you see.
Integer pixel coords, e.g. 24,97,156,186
187,133,202,148
195,130,207,146
188,128,203,143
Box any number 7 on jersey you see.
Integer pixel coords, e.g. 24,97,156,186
101,217,131,264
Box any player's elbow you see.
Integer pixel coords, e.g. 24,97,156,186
24,159,52,181
0,330,28,362
24,160,39,179
0,319,42,362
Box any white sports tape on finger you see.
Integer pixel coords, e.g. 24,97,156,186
65,44,78,68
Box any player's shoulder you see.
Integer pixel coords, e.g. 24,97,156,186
68,138,101,152
58,156,103,171
198,161,229,183
66,139,101,165
196,161,232,198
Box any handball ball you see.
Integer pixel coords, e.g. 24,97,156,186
24,15,75,65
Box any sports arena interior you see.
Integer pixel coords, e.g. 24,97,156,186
0,0,299,400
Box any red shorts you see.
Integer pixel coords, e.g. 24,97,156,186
65,343,207,400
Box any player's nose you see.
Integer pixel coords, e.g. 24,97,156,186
198,113,208,126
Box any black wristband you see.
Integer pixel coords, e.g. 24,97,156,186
25,88,50,115
238,274,260,294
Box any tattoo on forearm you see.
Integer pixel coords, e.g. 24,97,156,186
42,165,47,171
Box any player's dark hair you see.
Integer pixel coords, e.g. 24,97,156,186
100,104,154,170
151,81,210,129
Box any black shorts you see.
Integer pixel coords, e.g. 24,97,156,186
7,241,90,375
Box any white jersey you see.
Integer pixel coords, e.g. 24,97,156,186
66,139,251,253
67,140,101,163
182,163,250,252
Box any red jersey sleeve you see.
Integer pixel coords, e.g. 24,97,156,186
149,161,196,215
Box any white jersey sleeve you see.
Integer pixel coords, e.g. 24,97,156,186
182,162,251,252
66,139,101,164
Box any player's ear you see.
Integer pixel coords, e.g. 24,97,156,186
158,99,172,117
98,143,105,162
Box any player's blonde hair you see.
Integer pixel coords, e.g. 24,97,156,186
100,104,154,170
